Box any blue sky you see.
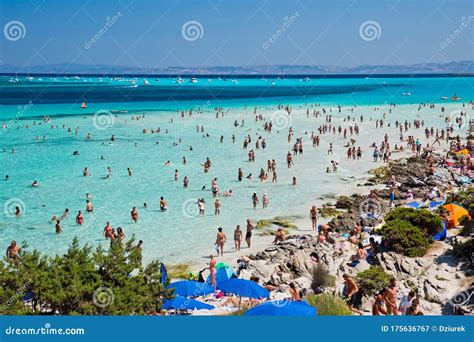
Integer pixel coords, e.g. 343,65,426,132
0,0,472,68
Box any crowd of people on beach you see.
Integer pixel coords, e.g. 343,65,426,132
3,98,473,315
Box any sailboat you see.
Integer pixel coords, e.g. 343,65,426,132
143,79,150,85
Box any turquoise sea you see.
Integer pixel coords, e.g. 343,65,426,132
1,75,473,264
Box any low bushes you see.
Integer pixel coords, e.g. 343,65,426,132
311,265,336,291
380,219,431,257
356,266,391,296
384,207,443,236
305,293,352,316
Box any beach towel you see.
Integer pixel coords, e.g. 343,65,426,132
406,201,421,208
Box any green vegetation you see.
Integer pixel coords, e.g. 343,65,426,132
0,237,173,315
356,266,391,296
380,207,442,257
168,264,193,280
368,165,389,183
311,265,336,290
320,204,340,218
256,217,297,229
451,239,471,263
256,216,297,236
384,207,443,236
270,217,297,229
256,219,271,229
306,294,352,316
380,219,431,257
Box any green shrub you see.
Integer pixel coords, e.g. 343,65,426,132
356,266,391,296
385,207,442,236
458,216,472,236
451,239,471,262
305,293,352,316
380,219,431,257
311,265,336,291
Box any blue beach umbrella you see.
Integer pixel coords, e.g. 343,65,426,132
160,263,168,285
245,300,316,316
163,295,215,310
168,280,215,297
217,279,269,299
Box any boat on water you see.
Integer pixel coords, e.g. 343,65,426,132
175,77,184,84
401,92,411,96
143,79,150,85
190,77,198,83
81,101,87,109
231,79,239,85
441,96,448,100
451,94,461,101
302,77,311,82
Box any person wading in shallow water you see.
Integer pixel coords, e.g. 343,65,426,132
215,227,226,256
309,205,318,231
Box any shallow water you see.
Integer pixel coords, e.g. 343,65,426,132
0,75,472,264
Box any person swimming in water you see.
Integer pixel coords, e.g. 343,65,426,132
76,210,84,225
160,197,168,211
131,206,139,222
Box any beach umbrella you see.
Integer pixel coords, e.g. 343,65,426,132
168,280,215,297
215,261,232,269
160,263,168,285
442,203,471,228
206,265,237,284
217,279,269,299
163,295,215,310
245,300,316,316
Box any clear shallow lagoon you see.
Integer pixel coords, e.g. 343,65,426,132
0,75,473,264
